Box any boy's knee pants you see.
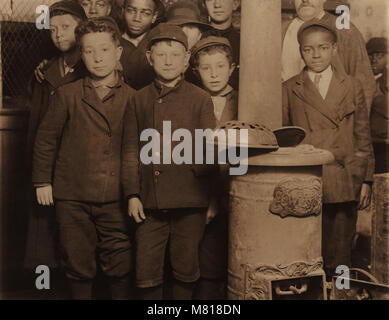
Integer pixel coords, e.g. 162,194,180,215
55,200,134,281
135,208,206,288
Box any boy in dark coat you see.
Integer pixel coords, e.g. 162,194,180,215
122,23,216,299
32,17,136,299
24,0,87,272
282,21,374,276
191,36,237,299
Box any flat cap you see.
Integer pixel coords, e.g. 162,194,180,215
366,37,388,55
297,20,337,45
167,1,211,30
49,0,87,21
191,36,232,57
148,23,188,50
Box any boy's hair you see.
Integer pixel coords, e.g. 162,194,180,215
192,44,233,68
75,16,121,46
298,24,337,45
123,0,157,10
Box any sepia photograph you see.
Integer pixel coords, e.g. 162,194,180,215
0,0,389,305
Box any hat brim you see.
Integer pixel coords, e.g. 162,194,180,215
148,36,188,50
191,41,232,56
168,18,212,30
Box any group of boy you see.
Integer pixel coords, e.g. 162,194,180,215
26,0,239,300
25,0,376,300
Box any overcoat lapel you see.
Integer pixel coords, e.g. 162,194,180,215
81,78,111,133
292,69,342,126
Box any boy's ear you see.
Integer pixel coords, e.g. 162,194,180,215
146,51,153,66
151,11,158,24
229,62,236,76
184,50,191,68
332,42,338,54
116,45,123,61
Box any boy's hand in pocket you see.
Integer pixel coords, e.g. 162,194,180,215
36,185,54,206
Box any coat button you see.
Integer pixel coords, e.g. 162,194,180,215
154,170,161,176
50,90,55,96
157,98,163,103
111,172,115,176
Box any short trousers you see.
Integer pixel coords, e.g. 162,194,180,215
55,200,134,281
135,207,206,288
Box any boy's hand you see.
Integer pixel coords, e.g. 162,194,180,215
358,183,372,210
206,197,218,225
34,59,49,83
36,185,54,206
128,197,146,223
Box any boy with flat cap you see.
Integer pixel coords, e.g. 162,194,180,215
166,0,212,86
32,17,136,299
122,23,216,300
24,0,87,275
282,20,374,277
191,36,237,299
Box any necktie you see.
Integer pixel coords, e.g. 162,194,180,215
314,74,322,91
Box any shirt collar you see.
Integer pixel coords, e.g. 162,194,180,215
153,76,184,97
307,65,333,81
122,32,147,48
84,71,122,89
210,84,233,97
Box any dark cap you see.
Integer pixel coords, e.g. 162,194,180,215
366,37,388,55
49,0,87,21
191,36,232,57
167,1,211,30
297,20,337,45
147,23,188,50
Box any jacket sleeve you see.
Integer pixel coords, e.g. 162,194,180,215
31,87,68,184
352,79,375,182
337,22,376,114
282,82,291,126
190,93,217,176
121,95,141,198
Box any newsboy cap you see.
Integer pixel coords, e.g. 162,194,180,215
191,36,232,57
297,20,338,45
167,0,211,30
366,37,388,55
147,23,189,50
49,0,87,21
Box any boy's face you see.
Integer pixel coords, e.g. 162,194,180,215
295,0,326,21
369,52,388,75
81,32,123,79
50,14,79,52
197,50,234,94
79,0,112,18
181,24,202,50
146,41,190,83
300,30,337,73
204,0,238,24
123,0,158,37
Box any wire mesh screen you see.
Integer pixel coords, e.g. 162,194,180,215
1,0,57,108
